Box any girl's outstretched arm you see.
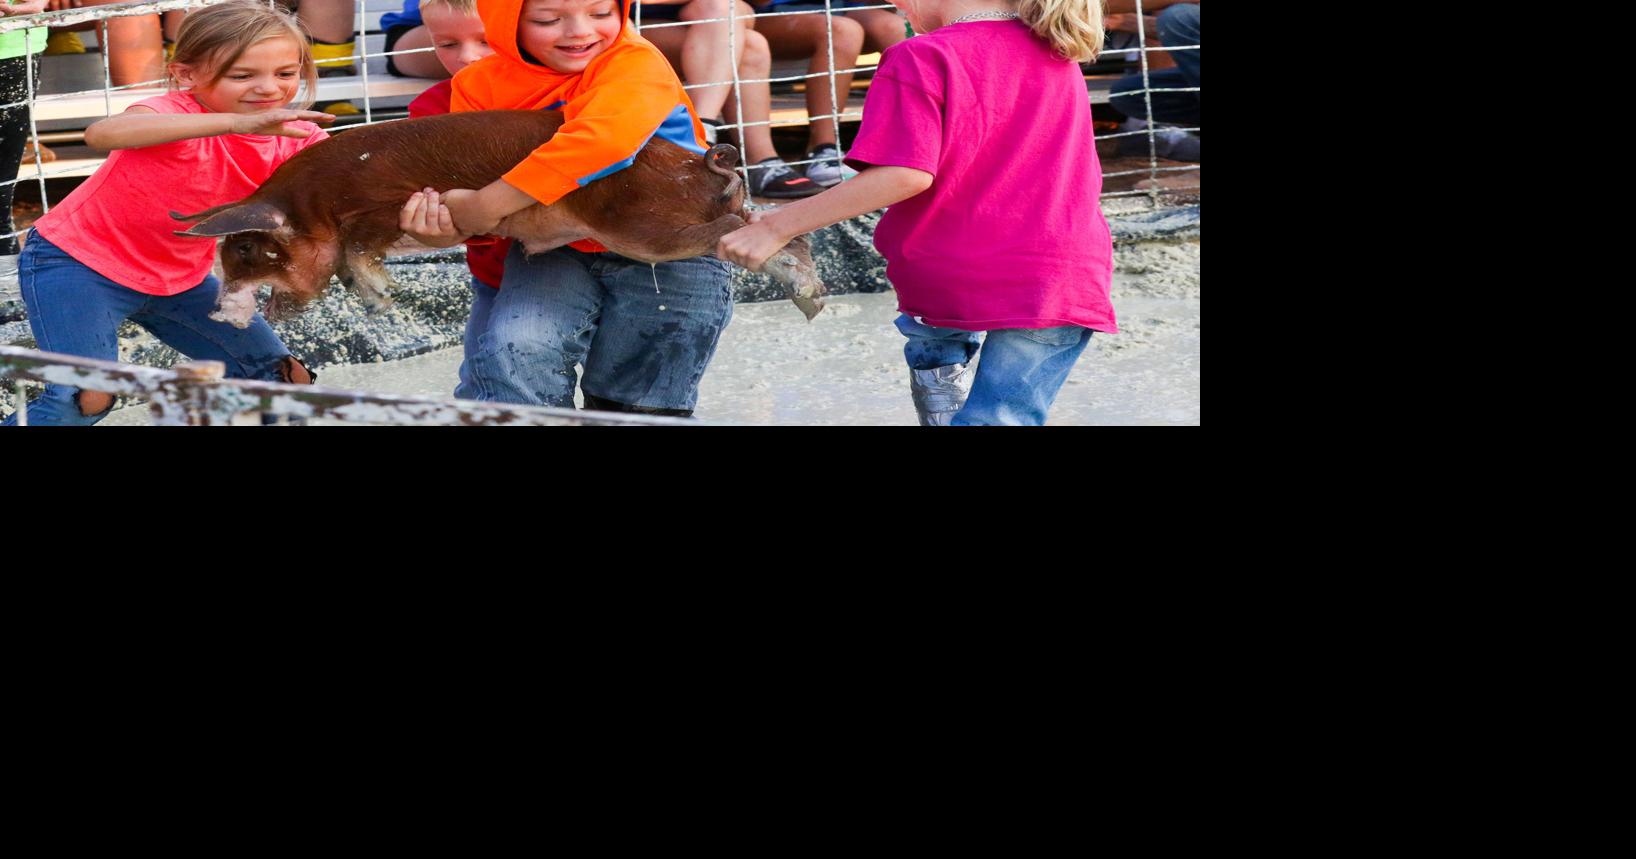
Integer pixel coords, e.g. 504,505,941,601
717,165,933,272
83,106,334,151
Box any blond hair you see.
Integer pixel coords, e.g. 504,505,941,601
420,0,478,13
169,0,317,109
1017,0,1104,63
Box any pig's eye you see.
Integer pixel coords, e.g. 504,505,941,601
235,241,258,260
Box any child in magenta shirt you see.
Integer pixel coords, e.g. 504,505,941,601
3,0,333,426
718,0,1116,426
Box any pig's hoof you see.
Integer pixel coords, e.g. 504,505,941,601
793,294,825,322
764,252,827,321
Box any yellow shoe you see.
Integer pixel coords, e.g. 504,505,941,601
44,31,86,56
317,101,361,116
310,39,356,78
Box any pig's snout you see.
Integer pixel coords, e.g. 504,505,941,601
210,282,263,329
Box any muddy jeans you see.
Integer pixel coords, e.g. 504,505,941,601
2,230,299,426
896,313,1094,426
464,245,735,411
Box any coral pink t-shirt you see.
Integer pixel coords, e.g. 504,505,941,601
844,21,1117,333
33,91,329,296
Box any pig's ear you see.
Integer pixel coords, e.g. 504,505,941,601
173,201,290,238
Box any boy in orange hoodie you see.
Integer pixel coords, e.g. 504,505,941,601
405,0,735,417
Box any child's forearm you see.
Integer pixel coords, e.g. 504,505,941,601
83,112,237,151
444,179,539,235
758,165,934,242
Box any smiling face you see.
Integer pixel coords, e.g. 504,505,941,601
424,3,493,75
517,0,623,74
176,36,304,114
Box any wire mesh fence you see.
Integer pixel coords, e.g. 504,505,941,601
3,0,1198,250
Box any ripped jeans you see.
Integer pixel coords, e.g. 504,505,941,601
2,230,301,426
462,245,735,413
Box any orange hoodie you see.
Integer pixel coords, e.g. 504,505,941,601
452,0,707,212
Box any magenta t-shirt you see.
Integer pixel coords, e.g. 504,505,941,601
34,91,329,296
844,20,1116,333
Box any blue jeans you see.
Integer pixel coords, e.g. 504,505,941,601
2,230,296,426
1109,3,1200,126
465,245,735,412
455,276,497,400
896,313,1093,426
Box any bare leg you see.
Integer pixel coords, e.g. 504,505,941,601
387,26,451,79
676,0,749,121
725,27,777,164
755,10,863,150
76,2,163,87
162,10,183,43
846,7,906,53
294,0,358,43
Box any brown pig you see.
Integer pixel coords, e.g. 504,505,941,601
170,109,825,326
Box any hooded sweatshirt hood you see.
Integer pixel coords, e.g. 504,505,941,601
453,0,706,213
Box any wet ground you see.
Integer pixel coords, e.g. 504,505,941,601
93,239,1199,426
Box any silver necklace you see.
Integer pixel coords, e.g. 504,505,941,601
947,10,1021,25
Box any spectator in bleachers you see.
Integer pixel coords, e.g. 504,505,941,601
634,0,819,197
380,0,459,77
1106,0,1197,161
41,0,164,86
3,0,50,274
631,0,741,141
752,0,905,186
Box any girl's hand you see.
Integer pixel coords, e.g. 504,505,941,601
229,109,336,138
717,210,790,272
399,188,470,248
3,1,52,16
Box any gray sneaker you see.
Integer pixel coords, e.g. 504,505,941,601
804,144,844,186
1116,118,1200,162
